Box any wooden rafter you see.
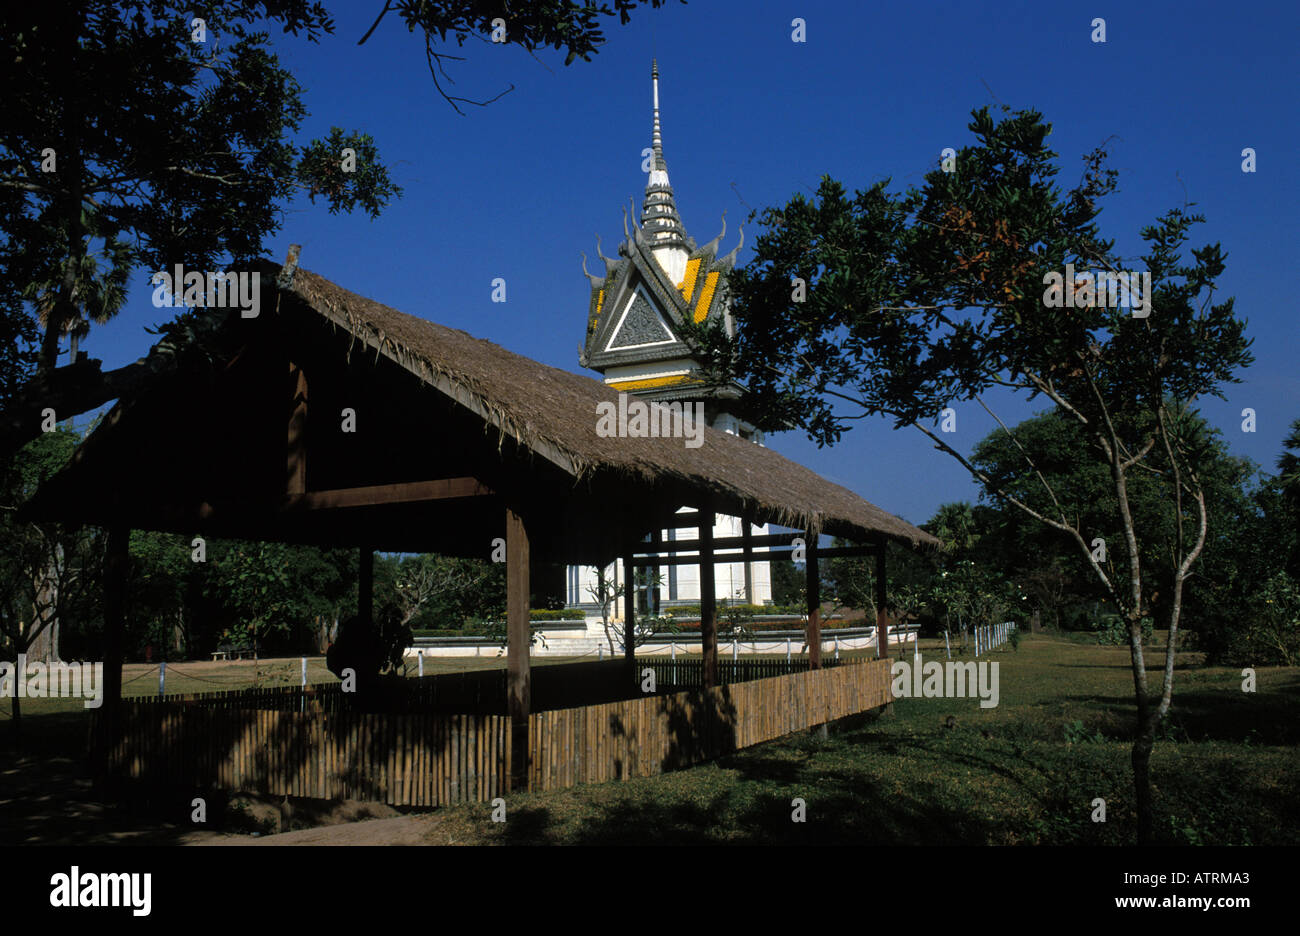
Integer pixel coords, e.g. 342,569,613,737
279,477,493,512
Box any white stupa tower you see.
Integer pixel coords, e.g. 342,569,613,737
567,61,772,617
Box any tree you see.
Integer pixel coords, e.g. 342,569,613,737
0,1,400,455
1278,418,1300,503
1276,418,1300,578
824,546,877,622
698,106,1253,843
770,555,804,606
385,553,504,630
353,1,683,112
927,502,980,560
1194,422,1300,664
971,407,1265,650
0,0,678,457
586,565,667,654
0,424,104,739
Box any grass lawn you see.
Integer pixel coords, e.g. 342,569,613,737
407,633,1299,845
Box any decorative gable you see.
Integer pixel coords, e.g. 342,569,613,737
606,285,676,351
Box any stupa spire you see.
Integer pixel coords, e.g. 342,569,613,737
640,59,689,259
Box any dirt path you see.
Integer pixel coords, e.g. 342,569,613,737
197,814,445,845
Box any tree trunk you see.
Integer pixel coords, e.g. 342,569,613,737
9,638,24,748
27,554,61,662
601,612,615,655
1132,723,1156,845
9,691,20,749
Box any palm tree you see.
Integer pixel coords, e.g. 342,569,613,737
23,208,133,364
928,501,979,557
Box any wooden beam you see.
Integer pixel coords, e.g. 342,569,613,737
506,507,531,791
876,543,888,660
280,477,493,512
631,532,881,556
806,533,822,670
699,508,718,688
633,531,805,553
668,510,700,528
625,543,879,568
286,362,308,495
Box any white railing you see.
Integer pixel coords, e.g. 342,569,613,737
973,621,1015,656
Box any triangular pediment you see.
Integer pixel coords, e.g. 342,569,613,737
605,284,677,351
586,250,696,370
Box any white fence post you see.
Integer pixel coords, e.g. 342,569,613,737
302,656,308,686
786,636,791,663
158,661,165,698
417,650,424,678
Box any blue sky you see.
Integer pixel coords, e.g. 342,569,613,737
85,0,1299,528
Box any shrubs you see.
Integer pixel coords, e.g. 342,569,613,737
527,608,587,621
661,603,804,617
411,609,586,638
671,618,855,633
1094,614,1153,646
1197,573,1300,666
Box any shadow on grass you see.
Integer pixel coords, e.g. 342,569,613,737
1056,676,1300,745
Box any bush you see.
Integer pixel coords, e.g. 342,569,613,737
1198,573,1300,666
671,618,856,633
528,608,586,621
1094,614,1152,646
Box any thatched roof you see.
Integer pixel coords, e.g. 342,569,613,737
265,261,937,550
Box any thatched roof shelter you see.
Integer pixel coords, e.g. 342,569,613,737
30,257,937,767
29,259,937,564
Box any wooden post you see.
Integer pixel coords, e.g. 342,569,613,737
506,507,531,791
287,362,308,494
875,543,888,660
622,549,636,667
699,508,718,688
359,547,374,626
806,533,821,669
650,529,662,616
98,525,129,772
742,520,754,605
